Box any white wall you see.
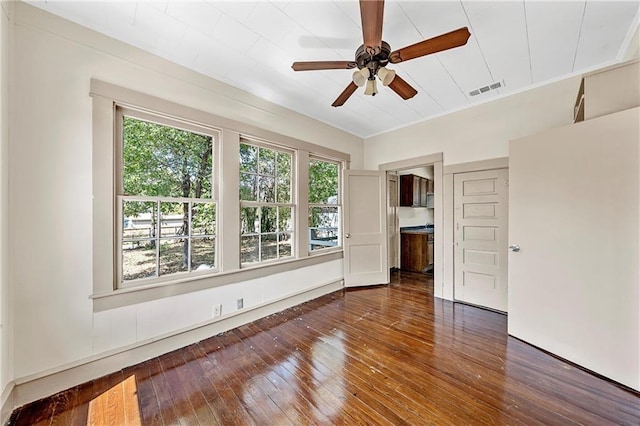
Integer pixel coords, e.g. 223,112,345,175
363,77,581,169
0,0,13,412
10,1,362,387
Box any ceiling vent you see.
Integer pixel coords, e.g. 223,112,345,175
469,80,504,96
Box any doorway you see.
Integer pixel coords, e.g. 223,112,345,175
379,153,444,293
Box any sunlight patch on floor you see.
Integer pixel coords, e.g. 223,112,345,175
87,375,141,426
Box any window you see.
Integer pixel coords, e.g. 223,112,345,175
92,80,352,308
239,141,294,265
118,108,218,287
308,157,341,252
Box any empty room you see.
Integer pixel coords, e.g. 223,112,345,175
1,0,639,424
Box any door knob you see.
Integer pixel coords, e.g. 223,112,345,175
345,233,351,238
509,244,520,252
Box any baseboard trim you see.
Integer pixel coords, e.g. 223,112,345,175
1,382,15,426
11,279,344,412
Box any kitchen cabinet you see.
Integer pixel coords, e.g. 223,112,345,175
400,174,432,207
400,231,434,272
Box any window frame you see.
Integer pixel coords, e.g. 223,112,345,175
90,79,350,311
239,138,297,266
115,106,220,289
307,155,343,255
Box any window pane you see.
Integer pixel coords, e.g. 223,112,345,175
239,143,258,173
123,201,156,241
261,207,277,233
277,152,291,203
191,237,215,270
159,238,188,276
240,173,257,201
122,242,156,281
309,206,339,229
277,176,291,203
259,148,276,176
160,202,185,238
258,176,276,202
123,116,213,198
279,232,293,258
241,207,259,234
261,234,278,261
192,203,216,236
309,206,339,251
309,159,339,204
278,207,293,232
239,143,294,267
241,235,259,264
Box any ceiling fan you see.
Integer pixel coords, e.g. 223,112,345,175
291,0,471,107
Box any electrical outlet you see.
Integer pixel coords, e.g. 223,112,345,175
212,304,222,318
237,298,244,310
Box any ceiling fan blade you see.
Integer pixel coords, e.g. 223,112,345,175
360,0,385,55
332,82,359,107
388,75,418,100
389,27,471,64
292,61,357,71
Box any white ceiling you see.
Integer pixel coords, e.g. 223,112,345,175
29,0,640,137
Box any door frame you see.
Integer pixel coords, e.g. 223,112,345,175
387,173,400,269
378,153,444,292
443,157,509,301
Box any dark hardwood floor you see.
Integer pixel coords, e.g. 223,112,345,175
9,270,640,425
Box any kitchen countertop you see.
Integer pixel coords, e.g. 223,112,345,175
400,226,434,234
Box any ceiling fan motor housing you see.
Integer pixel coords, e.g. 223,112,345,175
356,41,391,74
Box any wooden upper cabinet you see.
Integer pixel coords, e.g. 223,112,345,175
400,174,431,207
419,178,428,207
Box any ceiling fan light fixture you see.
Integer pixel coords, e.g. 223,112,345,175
352,67,370,87
377,66,396,86
364,78,378,96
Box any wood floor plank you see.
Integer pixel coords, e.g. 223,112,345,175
124,359,164,426
220,327,330,425
314,294,572,424
191,338,264,425
157,351,200,425
147,356,188,425
233,323,383,425
287,296,520,425
67,380,94,425
243,318,432,425
9,271,640,425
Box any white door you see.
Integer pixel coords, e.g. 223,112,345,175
509,108,639,390
343,170,389,287
454,169,508,312
387,173,399,269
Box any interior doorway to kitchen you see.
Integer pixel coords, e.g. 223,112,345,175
379,153,444,296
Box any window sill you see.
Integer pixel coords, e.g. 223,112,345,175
308,245,343,256
91,250,343,312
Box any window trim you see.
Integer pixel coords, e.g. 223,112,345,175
115,107,220,289
90,79,350,311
